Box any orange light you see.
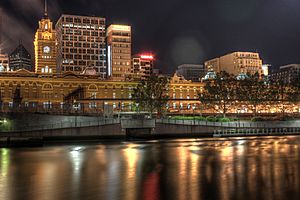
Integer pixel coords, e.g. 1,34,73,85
140,54,154,60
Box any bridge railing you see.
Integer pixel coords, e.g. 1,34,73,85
213,127,300,137
156,118,300,128
1,118,120,133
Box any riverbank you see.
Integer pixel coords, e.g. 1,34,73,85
2,130,300,147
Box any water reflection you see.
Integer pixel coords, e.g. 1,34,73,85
0,136,300,199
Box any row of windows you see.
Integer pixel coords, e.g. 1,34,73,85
112,49,130,54
112,44,130,48
41,66,53,74
62,59,106,66
62,48,106,54
62,66,106,72
63,18,105,25
112,32,130,37
112,38,131,43
113,62,131,66
63,55,106,60
63,42,105,48
112,55,131,59
63,29,105,36
113,67,131,72
61,36,105,43
5,102,200,110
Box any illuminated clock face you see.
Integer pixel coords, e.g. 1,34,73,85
43,46,50,54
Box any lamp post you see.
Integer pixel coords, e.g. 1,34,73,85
73,100,79,127
192,104,196,125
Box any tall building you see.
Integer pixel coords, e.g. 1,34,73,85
56,14,106,78
132,54,154,80
34,2,56,74
176,64,206,82
0,53,9,72
205,52,263,76
9,43,32,71
107,24,131,81
270,64,300,85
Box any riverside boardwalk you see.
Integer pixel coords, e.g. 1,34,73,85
2,113,300,147
156,119,300,137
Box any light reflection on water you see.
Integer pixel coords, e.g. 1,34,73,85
0,136,300,200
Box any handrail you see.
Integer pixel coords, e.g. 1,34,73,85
1,118,121,133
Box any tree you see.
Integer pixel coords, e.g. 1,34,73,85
237,73,268,117
200,71,237,117
271,79,300,116
132,76,169,117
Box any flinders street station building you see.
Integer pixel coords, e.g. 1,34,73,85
0,5,203,115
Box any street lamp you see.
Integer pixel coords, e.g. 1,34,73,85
192,105,196,125
73,100,79,127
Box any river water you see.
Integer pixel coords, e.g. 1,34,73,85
1,136,300,200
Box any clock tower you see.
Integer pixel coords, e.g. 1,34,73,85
34,0,56,74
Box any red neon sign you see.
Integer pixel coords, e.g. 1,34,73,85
140,54,154,60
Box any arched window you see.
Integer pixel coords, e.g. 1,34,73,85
88,84,98,91
42,83,53,91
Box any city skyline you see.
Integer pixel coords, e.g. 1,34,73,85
1,0,300,73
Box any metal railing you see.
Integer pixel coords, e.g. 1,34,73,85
156,118,300,128
213,127,300,137
1,118,121,133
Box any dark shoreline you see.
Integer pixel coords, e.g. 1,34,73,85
1,132,300,147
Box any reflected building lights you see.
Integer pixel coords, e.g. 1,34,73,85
123,144,140,200
0,149,10,200
69,146,85,199
178,146,188,200
190,147,200,200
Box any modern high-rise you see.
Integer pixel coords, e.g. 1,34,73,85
132,54,154,80
34,2,57,74
176,64,206,82
270,64,300,85
107,24,131,81
205,52,263,76
56,14,106,78
9,43,32,71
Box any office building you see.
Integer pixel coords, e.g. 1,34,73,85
270,64,300,85
56,14,106,78
107,24,131,81
34,2,57,74
176,64,206,82
9,43,32,71
132,54,154,80
205,52,263,76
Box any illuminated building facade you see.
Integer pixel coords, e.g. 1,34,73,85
107,25,132,81
132,54,154,80
34,4,56,74
176,64,206,82
0,71,204,114
205,52,263,76
56,15,106,78
270,64,300,85
0,53,9,72
9,43,32,71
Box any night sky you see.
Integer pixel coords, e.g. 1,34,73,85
1,0,300,73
